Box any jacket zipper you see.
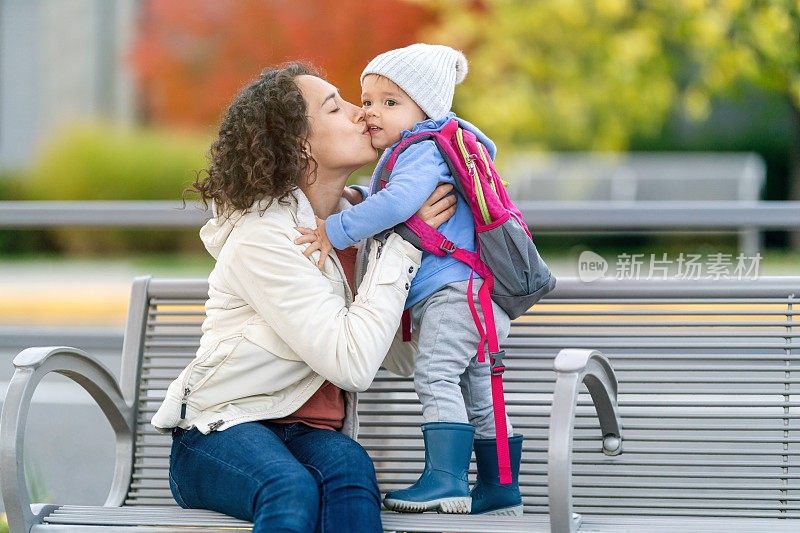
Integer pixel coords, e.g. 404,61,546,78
175,335,243,421
180,387,190,419
177,355,207,421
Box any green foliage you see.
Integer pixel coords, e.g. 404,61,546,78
26,124,208,201
418,0,800,151
25,457,51,504
16,124,210,254
0,169,26,199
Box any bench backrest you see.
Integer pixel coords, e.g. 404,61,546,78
126,276,799,519
501,152,766,202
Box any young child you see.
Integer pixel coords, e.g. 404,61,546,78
300,44,523,515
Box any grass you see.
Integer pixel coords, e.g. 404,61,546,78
0,226,798,282
0,245,797,276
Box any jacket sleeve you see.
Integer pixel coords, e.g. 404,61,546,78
228,222,421,392
325,141,450,249
381,324,418,377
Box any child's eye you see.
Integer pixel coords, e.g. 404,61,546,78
362,100,372,107
386,100,397,107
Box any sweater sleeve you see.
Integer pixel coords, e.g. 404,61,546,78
350,184,370,201
325,140,451,249
229,224,421,392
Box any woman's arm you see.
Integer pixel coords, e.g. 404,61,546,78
382,325,418,377
228,221,421,392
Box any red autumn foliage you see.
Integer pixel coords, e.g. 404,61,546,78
130,0,434,129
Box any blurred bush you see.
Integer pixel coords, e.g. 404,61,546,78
27,124,208,200
19,124,209,254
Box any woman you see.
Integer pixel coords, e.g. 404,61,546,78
150,62,456,533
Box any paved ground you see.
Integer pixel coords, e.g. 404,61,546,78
0,259,210,326
3,253,796,326
1,252,797,325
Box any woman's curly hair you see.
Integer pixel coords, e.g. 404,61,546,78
190,62,319,216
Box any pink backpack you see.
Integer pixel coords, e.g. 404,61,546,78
378,118,556,484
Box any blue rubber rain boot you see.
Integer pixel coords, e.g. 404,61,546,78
470,434,523,515
383,422,475,513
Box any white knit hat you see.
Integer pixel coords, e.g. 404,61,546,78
360,43,468,120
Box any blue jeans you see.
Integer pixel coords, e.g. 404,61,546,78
168,421,382,533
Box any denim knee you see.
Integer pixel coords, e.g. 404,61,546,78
252,466,319,528
332,441,379,496
350,444,378,480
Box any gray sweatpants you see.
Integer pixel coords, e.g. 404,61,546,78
410,279,512,439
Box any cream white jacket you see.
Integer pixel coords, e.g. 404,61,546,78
151,189,420,437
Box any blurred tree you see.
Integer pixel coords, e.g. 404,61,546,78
130,0,434,129
421,0,800,203
421,0,799,150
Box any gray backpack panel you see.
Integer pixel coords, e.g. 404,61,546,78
478,216,556,319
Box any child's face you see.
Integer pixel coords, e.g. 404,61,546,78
361,74,427,150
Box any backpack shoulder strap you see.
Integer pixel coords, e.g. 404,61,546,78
384,119,459,172
377,120,464,254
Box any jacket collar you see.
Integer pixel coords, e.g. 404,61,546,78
290,187,352,229
292,188,317,229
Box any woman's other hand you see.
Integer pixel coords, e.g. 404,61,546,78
341,186,364,205
417,183,456,229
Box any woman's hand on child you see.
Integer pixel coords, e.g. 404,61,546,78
417,183,457,229
342,186,364,205
295,217,333,269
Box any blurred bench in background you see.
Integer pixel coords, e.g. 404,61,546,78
501,152,767,254
0,151,777,257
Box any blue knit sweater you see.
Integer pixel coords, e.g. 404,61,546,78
326,113,497,309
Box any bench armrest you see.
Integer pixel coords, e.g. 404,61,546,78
1,346,135,533
548,349,622,533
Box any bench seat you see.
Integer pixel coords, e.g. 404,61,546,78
35,505,800,532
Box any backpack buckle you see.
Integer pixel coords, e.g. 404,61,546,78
439,239,456,254
489,350,506,376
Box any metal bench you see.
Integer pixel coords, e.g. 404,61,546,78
2,275,798,532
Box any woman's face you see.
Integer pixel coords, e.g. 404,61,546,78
296,75,375,177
